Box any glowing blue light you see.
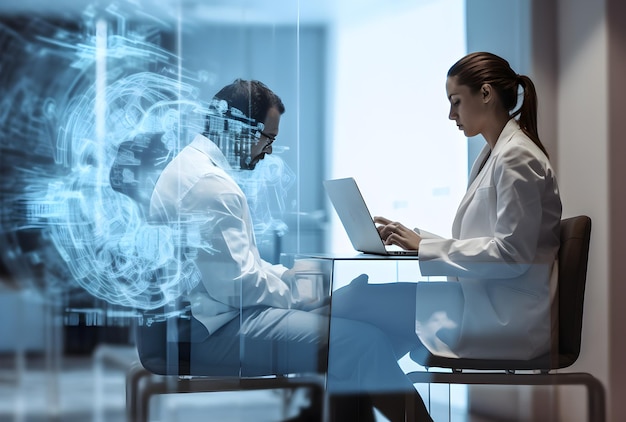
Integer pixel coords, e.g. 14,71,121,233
0,1,294,310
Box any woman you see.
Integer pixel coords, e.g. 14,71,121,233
333,51,562,369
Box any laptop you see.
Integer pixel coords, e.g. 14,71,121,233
323,177,418,256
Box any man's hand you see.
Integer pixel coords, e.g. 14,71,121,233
281,260,329,310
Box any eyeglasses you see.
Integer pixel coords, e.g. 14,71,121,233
258,130,276,147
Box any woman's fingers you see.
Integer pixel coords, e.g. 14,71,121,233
380,222,405,241
381,224,421,250
373,216,418,249
373,216,391,225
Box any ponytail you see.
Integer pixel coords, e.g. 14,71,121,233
512,75,548,158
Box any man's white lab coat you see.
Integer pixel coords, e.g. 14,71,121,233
150,134,299,336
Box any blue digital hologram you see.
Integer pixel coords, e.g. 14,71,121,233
0,2,295,310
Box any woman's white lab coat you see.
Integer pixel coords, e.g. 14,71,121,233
416,119,562,360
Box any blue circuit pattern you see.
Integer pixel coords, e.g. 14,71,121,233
0,2,294,310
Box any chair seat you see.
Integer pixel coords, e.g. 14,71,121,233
410,342,577,372
129,305,327,422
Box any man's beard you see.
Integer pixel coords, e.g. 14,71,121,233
240,152,265,170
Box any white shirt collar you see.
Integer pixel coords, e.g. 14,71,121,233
188,133,233,171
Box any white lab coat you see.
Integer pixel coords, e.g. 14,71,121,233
150,135,300,336
416,119,562,360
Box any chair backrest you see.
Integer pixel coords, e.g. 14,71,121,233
556,215,592,368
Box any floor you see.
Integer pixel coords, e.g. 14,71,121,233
0,345,492,422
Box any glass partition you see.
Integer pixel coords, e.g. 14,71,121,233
0,0,470,420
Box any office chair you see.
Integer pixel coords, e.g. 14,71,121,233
406,215,605,421
126,302,326,422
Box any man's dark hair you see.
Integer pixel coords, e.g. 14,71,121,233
213,79,285,124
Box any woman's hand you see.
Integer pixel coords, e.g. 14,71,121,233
373,216,422,251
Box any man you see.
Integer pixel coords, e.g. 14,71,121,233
149,79,431,421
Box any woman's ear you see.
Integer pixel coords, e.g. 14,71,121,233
481,83,492,103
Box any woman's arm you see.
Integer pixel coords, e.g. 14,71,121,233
419,141,551,279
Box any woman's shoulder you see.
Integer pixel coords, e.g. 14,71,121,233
492,132,556,182
499,130,550,163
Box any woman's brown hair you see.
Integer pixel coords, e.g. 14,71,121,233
448,52,548,158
